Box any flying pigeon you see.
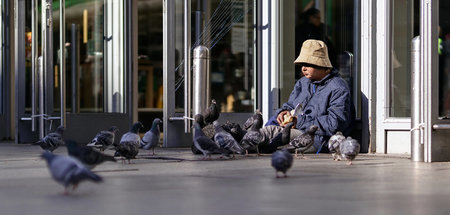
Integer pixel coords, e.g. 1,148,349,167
202,99,220,125
193,122,226,159
243,109,263,130
213,121,245,157
87,126,119,151
114,122,143,163
260,122,295,153
41,151,103,195
328,131,346,161
289,125,319,158
340,137,360,165
271,149,293,178
140,118,162,155
66,140,116,169
34,125,65,152
240,118,264,155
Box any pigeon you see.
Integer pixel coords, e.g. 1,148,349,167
114,122,143,163
260,122,295,153
41,151,103,195
66,140,116,169
87,126,119,151
222,121,247,142
271,149,293,178
328,131,346,161
34,125,65,152
213,121,246,157
240,118,264,155
202,99,220,125
289,125,319,158
340,137,360,165
195,114,215,139
140,118,162,155
243,109,263,130
193,122,226,159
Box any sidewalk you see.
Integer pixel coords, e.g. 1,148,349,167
1,141,450,215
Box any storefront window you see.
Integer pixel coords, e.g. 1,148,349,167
282,0,358,117
389,0,418,117
172,0,254,113
439,0,450,118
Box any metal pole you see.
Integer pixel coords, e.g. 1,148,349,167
411,36,424,162
31,0,37,131
60,0,66,127
71,24,78,113
40,0,47,138
184,0,191,133
192,46,210,116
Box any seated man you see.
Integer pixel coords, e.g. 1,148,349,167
263,39,355,153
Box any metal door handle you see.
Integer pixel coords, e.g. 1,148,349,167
432,124,450,130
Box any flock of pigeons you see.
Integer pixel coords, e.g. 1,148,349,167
35,99,360,194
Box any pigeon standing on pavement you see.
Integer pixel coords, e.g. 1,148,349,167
271,149,293,178
213,121,246,157
240,118,264,155
289,125,319,158
66,140,116,169
260,122,295,153
195,114,215,139
41,151,103,195
114,122,143,163
203,99,220,125
34,126,65,152
328,131,346,161
221,121,247,142
340,137,360,165
140,118,162,155
193,122,226,159
243,109,263,130
87,126,119,151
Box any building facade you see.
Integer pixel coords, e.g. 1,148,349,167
0,0,449,162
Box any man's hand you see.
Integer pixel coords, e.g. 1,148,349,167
277,110,291,125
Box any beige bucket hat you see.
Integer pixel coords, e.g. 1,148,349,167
294,39,333,68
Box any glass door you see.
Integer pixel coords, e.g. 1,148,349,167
15,0,130,144
163,0,255,147
0,0,8,140
423,0,450,161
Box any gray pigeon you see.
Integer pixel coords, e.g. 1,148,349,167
140,118,162,155
240,118,264,155
271,149,293,178
260,122,295,153
203,99,220,125
328,131,345,161
41,151,102,195
243,109,263,130
289,125,319,158
193,122,226,159
213,121,246,157
87,126,119,151
66,140,116,169
34,126,65,152
340,137,360,165
114,122,143,163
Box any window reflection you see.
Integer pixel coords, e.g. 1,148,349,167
291,0,358,117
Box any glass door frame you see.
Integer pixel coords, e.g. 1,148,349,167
163,0,256,148
422,0,450,162
0,0,11,140
14,0,134,144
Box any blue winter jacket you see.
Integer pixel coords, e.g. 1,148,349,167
277,69,355,151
